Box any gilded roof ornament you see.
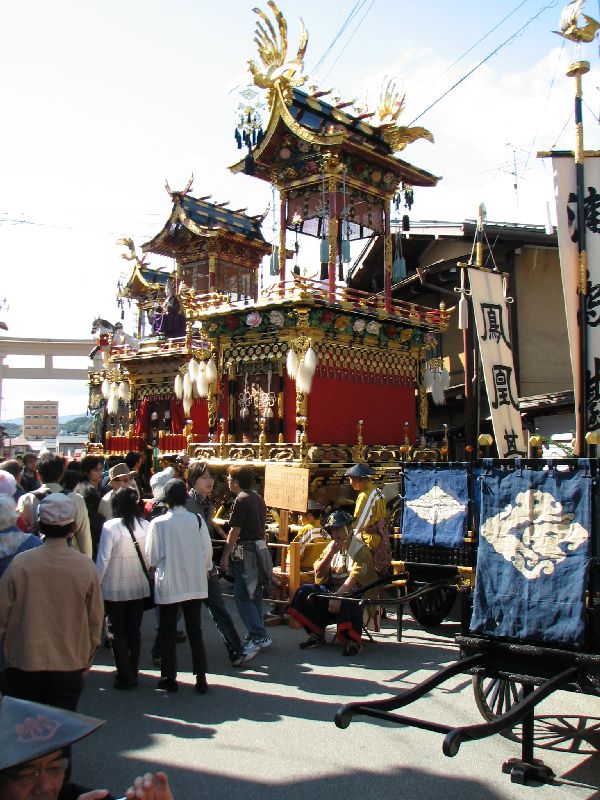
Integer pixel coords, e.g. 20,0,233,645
116,237,148,270
248,1,308,103
375,78,434,153
555,0,600,43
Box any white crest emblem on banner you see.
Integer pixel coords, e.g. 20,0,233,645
468,268,526,458
480,488,589,580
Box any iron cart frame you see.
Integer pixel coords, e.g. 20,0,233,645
334,457,600,785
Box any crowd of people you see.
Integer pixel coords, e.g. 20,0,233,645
0,450,388,797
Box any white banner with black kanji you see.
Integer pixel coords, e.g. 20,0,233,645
553,154,600,433
468,268,526,458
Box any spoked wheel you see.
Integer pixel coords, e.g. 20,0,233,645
408,585,457,627
472,674,524,741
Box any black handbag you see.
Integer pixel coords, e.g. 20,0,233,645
128,526,155,610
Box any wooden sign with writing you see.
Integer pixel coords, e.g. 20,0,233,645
264,463,310,513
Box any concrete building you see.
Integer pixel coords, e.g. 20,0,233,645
23,400,59,440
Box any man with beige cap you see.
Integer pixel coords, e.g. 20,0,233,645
0,493,103,712
98,464,138,522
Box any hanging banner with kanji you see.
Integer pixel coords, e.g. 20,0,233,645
468,268,526,458
552,153,600,433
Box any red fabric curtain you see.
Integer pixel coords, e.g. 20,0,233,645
306,372,416,445
134,398,149,438
170,398,186,434
190,399,209,441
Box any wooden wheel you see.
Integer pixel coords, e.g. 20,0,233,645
472,674,524,740
408,585,456,627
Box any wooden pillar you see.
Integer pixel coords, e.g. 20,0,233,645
384,199,392,313
279,189,287,293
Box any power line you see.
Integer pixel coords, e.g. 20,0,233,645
310,1,366,78
321,0,376,85
408,0,560,126
439,0,531,78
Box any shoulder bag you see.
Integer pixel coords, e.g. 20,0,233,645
127,524,155,610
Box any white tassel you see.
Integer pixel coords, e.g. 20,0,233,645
183,395,192,416
196,371,209,398
304,346,317,376
188,358,199,381
440,368,450,390
108,386,120,416
101,377,110,399
286,349,298,379
174,374,183,400
458,295,468,330
424,368,434,391
431,376,446,406
205,357,218,385
296,360,313,394
183,373,193,399
118,381,130,402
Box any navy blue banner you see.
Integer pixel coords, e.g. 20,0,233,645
402,467,468,548
471,463,592,646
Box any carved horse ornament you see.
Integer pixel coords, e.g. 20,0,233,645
90,317,139,366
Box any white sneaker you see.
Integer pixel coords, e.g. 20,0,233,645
232,640,260,666
254,635,273,650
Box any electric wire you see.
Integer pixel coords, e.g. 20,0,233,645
310,0,366,79
320,0,376,84
521,38,565,174
408,0,560,126
439,0,531,78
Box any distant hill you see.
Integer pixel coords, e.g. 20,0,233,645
1,422,22,437
59,416,92,435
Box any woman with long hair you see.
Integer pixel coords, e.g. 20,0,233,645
96,486,150,689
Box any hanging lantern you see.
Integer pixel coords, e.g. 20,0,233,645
296,360,313,394
174,373,183,400
392,255,406,282
392,231,406,282
319,237,329,262
341,239,351,264
205,357,218,385
183,373,193,399
118,381,130,402
188,358,199,381
196,371,209,398
286,348,298,379
101,377,110,399
304,346,317,377
269,246,279,276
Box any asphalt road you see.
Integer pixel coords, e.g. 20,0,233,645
72,596,600,800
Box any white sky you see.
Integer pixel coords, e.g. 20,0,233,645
1,0,599,420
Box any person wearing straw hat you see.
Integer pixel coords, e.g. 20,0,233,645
0,695,174,800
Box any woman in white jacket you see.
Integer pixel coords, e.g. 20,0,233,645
95,486,150,690
145,478,213,694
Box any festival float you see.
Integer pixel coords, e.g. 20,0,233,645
87,2,600,784
87,1,450,506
